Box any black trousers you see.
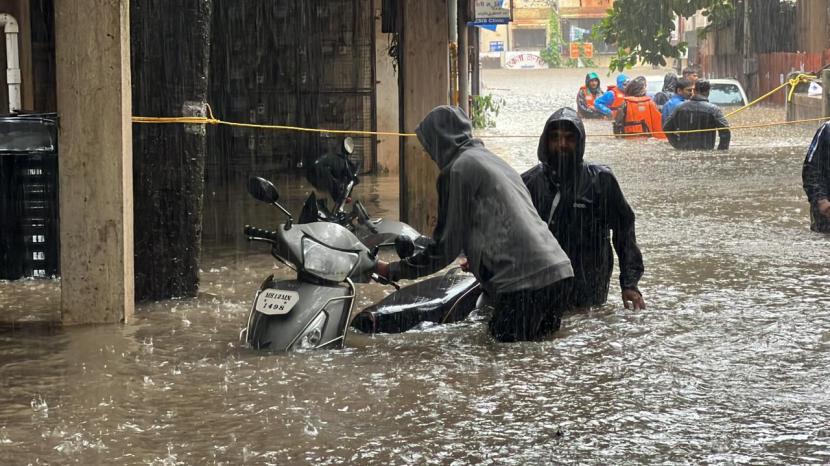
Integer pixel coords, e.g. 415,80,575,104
810,205,830,233
488,278,573,342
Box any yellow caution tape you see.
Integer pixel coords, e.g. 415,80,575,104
726,73,815,118
132,103,829,139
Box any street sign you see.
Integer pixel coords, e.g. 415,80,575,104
473,0,511,25
569,42,594,58
489,41,504,52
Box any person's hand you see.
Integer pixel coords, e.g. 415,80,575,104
459,258,470,272
622,289,645,311
374,260,390,279
818,198,830,218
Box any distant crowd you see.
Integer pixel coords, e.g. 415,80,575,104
576,67,730,151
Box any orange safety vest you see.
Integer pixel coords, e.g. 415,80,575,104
608,85,626,110
620,96,667,139
579,85,598,109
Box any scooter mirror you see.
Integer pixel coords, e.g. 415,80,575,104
394,234,417,259
342,137,355,155
247,177,280,204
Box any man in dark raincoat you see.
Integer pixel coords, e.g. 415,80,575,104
522,107,645,310
652,72,678,111
375,106,575,342
663,80,730,151
802,122,830,232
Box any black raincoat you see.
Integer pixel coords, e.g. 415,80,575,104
652,72,678,110
522,108,644,307
663,95,731,150
388,106,574,296
802,122,830,232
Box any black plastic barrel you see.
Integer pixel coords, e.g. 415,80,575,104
0,114,59,280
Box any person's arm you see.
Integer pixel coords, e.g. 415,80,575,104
714,108,731,150
383,170,467,280
803,124,830,217
594,91,614,116
663,112,680,148
603,171,644,310
576,89,593,116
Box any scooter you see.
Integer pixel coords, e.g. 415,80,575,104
241,176,481,351
241,176,384,351
350,266,482,334
300,137,426,251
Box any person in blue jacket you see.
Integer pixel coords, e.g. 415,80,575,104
660,77,694,127
594,74,629,117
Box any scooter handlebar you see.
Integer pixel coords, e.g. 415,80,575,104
243,225,280,242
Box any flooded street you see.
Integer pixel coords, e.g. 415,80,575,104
3,68,830,464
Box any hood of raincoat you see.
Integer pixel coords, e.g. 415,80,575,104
662,72,678,93
625,76,648,97
585,72,601,91
616,74,629,89
537,107,586,182
415,105,475,170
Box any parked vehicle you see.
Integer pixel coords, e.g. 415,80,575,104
645,75,748,107
708,79,748,107
350,266,481,334
301,137,427,251
241,177,480,351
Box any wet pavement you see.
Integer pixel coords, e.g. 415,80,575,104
2,68,830,464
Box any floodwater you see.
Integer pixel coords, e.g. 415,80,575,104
2,68,830,464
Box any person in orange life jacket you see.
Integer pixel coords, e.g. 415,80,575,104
594,74,628,117
576,72,608,118
612,76,667,139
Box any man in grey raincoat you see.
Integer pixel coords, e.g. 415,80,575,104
375,106,574,342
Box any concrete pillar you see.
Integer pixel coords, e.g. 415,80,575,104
55,0,134,324
374,3,400,174
399,0,449,234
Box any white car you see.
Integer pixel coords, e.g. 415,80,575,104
644,75,748,107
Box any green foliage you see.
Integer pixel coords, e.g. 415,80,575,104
594,0,734,72
539,8,564,68
470,94,505,129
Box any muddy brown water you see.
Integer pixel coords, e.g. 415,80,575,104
2,69,830,464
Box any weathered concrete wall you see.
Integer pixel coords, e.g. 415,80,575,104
55,0,134,324
399,0,448,234
374,5,399,174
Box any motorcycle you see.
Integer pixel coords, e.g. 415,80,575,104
241,176,480,351
300,137,426,251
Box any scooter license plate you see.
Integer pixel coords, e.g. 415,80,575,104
255,289,300,316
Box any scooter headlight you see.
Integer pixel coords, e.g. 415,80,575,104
302,237,359,282
292,311,327,350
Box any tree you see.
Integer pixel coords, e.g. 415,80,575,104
540,8,564,68
595,0,734,72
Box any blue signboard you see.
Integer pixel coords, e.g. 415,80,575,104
489,41,504,52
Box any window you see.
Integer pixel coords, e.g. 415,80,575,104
709,84,745,106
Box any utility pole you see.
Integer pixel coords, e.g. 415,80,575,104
742,0,757,98
458,8,469,115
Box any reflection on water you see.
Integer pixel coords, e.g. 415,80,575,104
2,69,830,463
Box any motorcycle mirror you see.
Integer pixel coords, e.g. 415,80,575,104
342,137,355,155
247,177,280,204
394,234,417,259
